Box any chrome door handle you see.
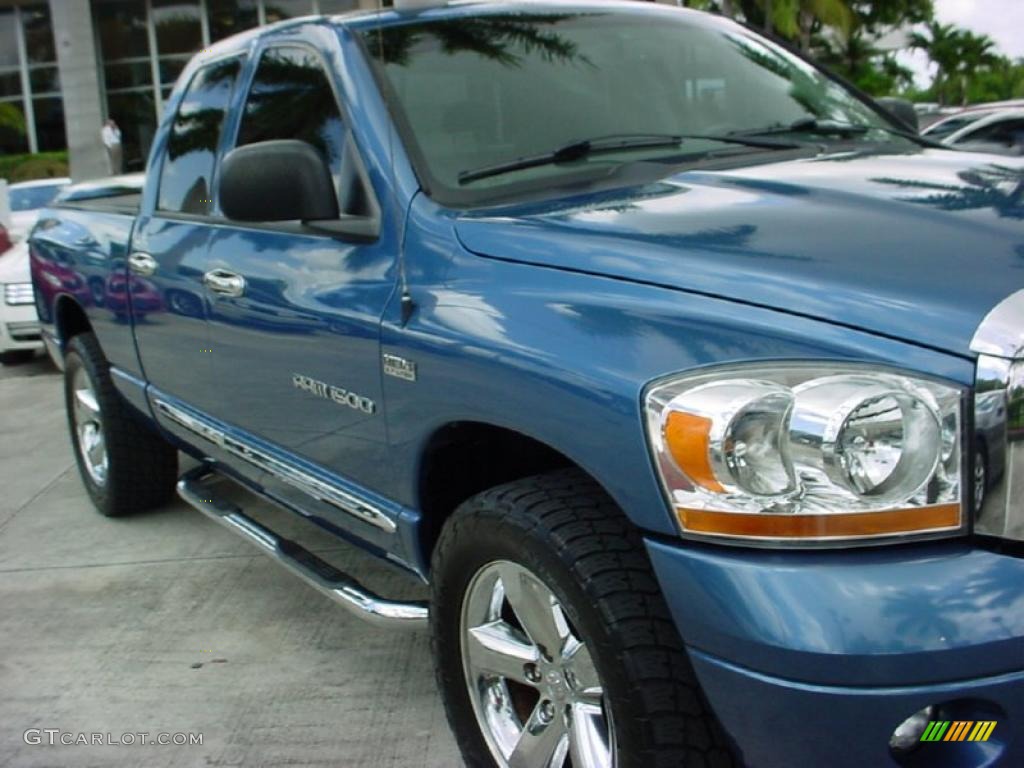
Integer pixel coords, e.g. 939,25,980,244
203,269,246,298
128,252,158,277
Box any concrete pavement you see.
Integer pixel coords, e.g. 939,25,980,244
0,354,460,767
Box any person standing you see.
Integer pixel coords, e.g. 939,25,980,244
101,119,123,175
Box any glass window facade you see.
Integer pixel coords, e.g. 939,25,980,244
0,1,363,164
91,0,359,171
0,3,64,155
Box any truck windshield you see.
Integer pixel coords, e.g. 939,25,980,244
361,10,897,205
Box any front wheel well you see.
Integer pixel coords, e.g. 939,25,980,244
417,422,579,564
55,297,92,349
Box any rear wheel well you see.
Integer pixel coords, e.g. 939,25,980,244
55,297,91,348
417,422,576,563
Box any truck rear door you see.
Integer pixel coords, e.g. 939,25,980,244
130,56,243,414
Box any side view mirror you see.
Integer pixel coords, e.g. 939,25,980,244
220,140,340,223
876,97,919,133
219,140,381,241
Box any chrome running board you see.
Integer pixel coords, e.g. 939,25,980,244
177,465,428,630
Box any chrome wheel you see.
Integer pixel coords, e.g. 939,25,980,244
72,367,107,486
461,561,615,768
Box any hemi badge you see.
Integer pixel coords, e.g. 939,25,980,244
383,353,417,382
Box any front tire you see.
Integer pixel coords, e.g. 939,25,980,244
64,332,178,516
431,469,736,768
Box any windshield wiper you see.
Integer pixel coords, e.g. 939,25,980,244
457,132,805,185
735,117,944,148
734,117,871,138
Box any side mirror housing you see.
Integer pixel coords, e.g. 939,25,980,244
876,98,919,133
220,140,340,223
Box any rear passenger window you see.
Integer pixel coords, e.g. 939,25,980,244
237,46,369,217
158,58,241,215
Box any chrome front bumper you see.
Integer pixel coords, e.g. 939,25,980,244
972,290,1024,542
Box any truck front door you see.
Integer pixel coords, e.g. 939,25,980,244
202,43,398,512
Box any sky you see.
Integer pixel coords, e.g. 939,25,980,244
898,0,1024,87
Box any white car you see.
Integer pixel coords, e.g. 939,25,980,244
0,240,42,364
7,177,70,241
931,109,1024,156
921,109,1000,141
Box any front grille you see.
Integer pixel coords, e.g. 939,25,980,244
974,356,1024,542
6,322,41,342
4,283,34,306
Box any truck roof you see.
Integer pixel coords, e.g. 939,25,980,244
194,0,692,60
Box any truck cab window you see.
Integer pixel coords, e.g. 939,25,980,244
157,58,241,216
237,45,369,217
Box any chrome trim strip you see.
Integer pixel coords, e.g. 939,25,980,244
220,435,398,534
154,398,396,534
970,289,1024,360
177,466,427,629
154,398,226,448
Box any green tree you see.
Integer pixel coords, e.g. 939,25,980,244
0,102,26,136
847,0,933,32
910,22,999,105
767,0,854,51
956,31,1001,103
808,0,931,94
965,57,1024,103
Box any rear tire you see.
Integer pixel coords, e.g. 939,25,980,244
431,469,737,768
64,332,178,516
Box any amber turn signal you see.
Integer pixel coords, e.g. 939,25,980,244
662,411,724,493
677,503,961,539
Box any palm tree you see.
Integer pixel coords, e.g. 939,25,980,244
955,31,1000,104
909,22,998,106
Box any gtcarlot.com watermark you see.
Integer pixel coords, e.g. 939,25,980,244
24,729,203,747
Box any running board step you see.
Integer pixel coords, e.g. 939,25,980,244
177,465,428,630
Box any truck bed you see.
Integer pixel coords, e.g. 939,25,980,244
29,200,140,376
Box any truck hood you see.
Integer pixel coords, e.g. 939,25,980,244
455,148,1024,357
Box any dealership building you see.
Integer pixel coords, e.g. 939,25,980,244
0,0,383,180
1,0,678,181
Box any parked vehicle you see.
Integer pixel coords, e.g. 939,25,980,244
922,108,1001,141
7,177,70,241
939,110,1024,156
0,241,42,364
52,174,143,207
28,4,1024,767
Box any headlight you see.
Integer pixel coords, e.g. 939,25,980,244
645,364,965,545
4,283,35,306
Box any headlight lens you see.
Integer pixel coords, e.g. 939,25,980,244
664,381,795,497
645,365,964,544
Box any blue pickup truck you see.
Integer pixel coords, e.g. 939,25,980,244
29,2,1024,767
